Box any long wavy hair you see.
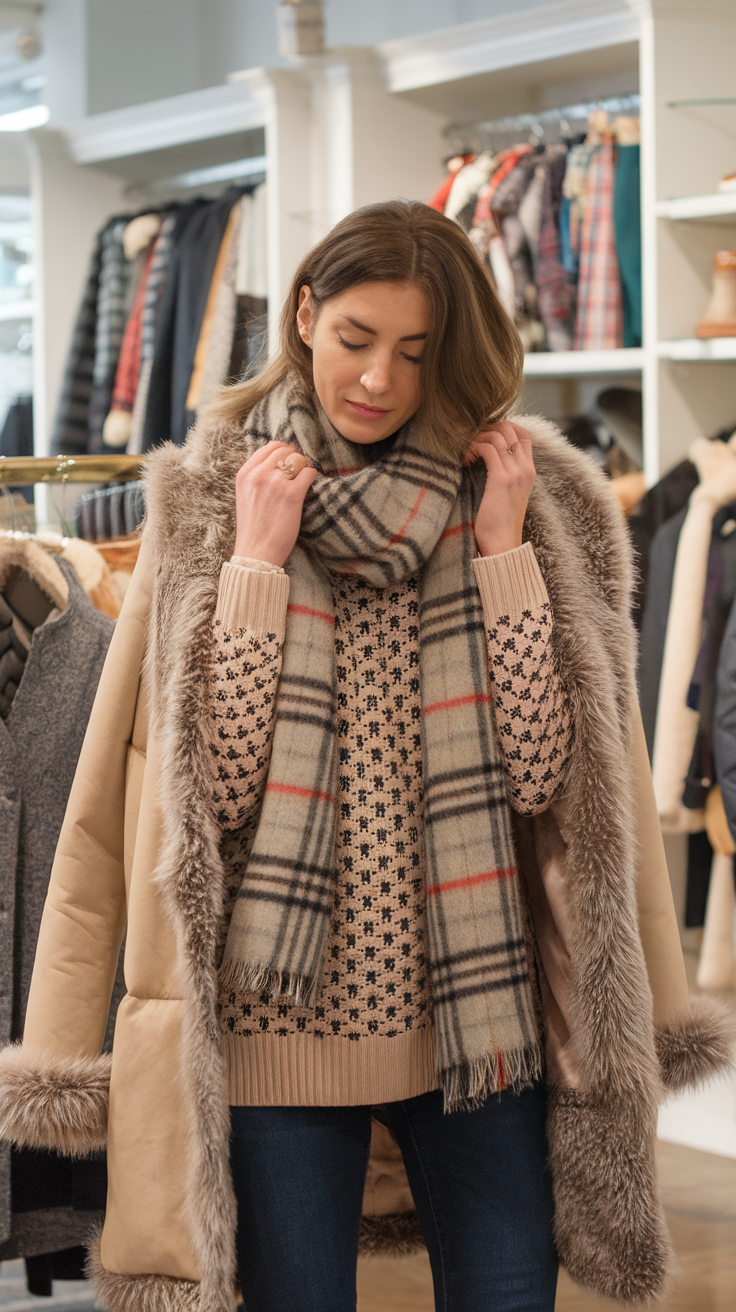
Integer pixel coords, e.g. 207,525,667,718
206,199,524,461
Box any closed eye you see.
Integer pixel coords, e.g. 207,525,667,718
401,352,422,365
337,333,368,352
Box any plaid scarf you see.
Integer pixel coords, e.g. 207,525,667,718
221,375,541,1108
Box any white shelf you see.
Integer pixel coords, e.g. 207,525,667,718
0,300,34,322
63,76,272,165
378,0,640,93
658,338,736,362
523,348,644,376
656,193,736,222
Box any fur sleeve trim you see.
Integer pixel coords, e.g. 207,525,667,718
359,1213,425,1257
0,1045,111,1157
87,1233,202,1312
655,998,735,1092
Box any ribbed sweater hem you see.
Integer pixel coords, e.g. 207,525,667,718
472,541,549,616
223,1027,438,1106
215,560,289,637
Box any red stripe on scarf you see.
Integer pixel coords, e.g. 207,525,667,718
497,1052,507,1091
423,692,490,715
426,867,515,896
287,604,336,624
267,782,336,802
387,487,427,548
440,522,473,541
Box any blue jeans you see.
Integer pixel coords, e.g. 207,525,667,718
229,1081,558,1312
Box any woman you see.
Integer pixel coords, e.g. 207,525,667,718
0,202,730,1312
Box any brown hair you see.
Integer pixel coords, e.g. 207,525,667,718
208,199,524,460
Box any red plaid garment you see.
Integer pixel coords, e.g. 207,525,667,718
574,138,623,351
110,240,157,415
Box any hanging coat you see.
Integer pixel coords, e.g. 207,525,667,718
0,543,115,1259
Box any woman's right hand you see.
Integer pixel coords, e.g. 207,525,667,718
232,440,317,568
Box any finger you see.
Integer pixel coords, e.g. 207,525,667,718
487,431,516,460
269,450,312,478
468,440,504,475
494,420,519,443
239,440,294,472
294,465,318,492
476,426,518,457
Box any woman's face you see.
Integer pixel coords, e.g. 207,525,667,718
296,280,431,444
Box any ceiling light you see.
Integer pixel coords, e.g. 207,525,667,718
0,104,50,131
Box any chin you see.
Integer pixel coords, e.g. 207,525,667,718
334,414,393,445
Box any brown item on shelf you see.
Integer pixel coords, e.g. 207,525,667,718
719,170,736,194
610,470,646,517
696,250,736,338
94,535,142,576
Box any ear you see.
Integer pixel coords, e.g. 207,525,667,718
296,285,314,349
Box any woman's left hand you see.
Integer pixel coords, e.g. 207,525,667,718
467,420,535,557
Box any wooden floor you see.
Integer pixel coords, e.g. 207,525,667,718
356,1141,736,1311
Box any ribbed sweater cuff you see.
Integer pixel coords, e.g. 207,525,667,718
473,541,549,617
215,560,290,638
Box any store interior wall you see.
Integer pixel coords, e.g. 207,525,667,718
51,0,546,118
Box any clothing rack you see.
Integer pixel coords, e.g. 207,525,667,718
142,155,268,200
0,455,144,486
444,92,640,154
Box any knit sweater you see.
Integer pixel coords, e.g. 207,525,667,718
211,542,572,1105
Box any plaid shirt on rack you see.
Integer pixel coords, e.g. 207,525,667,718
574,138,623,351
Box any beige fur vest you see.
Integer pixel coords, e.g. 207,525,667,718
0,412,732,1312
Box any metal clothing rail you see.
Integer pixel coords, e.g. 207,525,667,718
143,154,268,199
444,92,640,150
0,454,144,486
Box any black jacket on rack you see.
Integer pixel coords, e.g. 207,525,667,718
50,218,119,458
638,506,689,758
141,187,246,451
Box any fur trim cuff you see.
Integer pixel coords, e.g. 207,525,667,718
656,998,736,1092
359,1212,425,1256
87,1235,203,1312
548,1087,672,1304
0,1046,111,1157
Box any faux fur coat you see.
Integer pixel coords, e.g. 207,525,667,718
0,410,732,1312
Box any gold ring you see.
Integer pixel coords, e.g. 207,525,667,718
277,459,298,480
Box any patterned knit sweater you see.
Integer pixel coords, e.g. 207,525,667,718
211,542,571,1105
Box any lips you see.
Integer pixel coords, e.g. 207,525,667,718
346,399,390,419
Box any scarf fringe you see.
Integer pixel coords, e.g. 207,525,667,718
218,960,319,1010
440,1042,543,1113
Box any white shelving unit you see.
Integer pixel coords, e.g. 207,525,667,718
523,348,644,376
656,193,736,223
23,0,736,487
658,338,736,363
0,301,34,322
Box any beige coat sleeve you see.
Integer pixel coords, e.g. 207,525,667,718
21,535,154,1062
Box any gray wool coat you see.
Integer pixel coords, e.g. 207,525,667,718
0,554,114,1259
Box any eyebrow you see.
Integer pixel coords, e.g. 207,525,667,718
342,314,428,342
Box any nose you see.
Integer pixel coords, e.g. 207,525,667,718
360,349,392,396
